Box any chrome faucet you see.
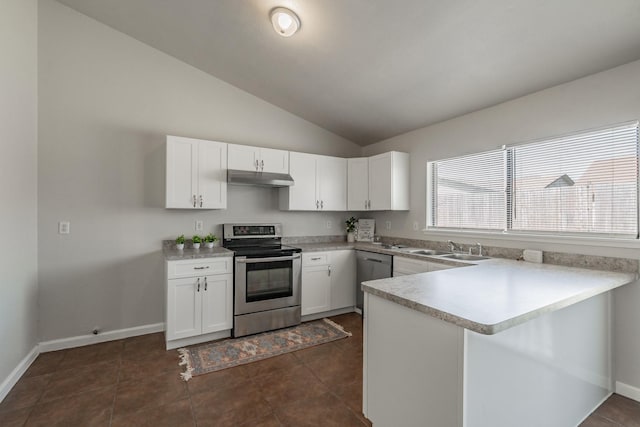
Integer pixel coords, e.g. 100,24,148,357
447,240,463,253
470,242,483,256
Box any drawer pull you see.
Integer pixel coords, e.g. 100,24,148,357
193,266,210,270
310,257,322,261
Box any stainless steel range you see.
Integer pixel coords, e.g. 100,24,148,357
223,223,301,337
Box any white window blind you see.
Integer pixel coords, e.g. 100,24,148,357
430,149,506,230
511,123,639,237
428,121,639,239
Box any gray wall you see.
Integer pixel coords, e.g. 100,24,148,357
362,60,640,390
37,0,361,342
0,0,39,385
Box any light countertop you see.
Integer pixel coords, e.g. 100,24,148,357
362,258,635,335
163,241,233,261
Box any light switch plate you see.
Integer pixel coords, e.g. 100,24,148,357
195,220,203,231
385,221,391,230
413,221,419,231
326,220,332,229
58,221,70,234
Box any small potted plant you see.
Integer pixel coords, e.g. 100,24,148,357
204,233,218,249
175,235,185,250
345,217,357,243
192,235,202,249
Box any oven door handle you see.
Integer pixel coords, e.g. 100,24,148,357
236,254,301,263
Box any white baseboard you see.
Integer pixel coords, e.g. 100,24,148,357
616,381,640,403
0,345,39,402
301,306,356,323
39,322,165,353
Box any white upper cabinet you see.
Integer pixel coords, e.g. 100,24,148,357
347,157,369,211
166,136,227,209
280,152,347,211
228,144,289,174
347,151,409,211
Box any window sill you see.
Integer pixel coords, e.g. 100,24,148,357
422,228,640,250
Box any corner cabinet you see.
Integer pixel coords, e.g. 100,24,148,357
165,257,233,350
227,143,289,174
280,152,347,211
166,136,227,209
347,151,410,211
301,250,356,317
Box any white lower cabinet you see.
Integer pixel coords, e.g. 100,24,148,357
393,256,455,276
165,257,233,349
301,250,356,316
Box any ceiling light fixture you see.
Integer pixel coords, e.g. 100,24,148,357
270,7,300,37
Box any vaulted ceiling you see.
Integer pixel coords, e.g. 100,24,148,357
56,0,640,145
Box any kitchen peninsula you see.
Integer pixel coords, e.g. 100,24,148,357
362,258,635,427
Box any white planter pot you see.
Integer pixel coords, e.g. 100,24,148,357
347,232,355,243
205,241,214,249
176,243,184,250
192,242,201,249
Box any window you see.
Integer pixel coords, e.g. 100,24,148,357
428,122,639,239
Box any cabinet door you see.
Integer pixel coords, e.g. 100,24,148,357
228,144,259,171
167,277,202,340
317,156,347,211
302,265,331,315
368,152,393,211
197,141,227,209
347,157,369,211
201,274,233,334
259,148,289,174
330,250,356,310
286,152,318,210
166,136,197,208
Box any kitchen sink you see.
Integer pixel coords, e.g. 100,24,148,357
441,253,490,261
407,249,451,256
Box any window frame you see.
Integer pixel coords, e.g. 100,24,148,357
425,121,640,246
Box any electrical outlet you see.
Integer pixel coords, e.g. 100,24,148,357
195,220,203,231
326,220,332,229
413,221,419,231
58,221,70,234
385,221,391,230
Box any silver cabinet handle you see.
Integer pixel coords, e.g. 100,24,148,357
364,200,367,209
320,200,324,209
328,265,331,276
364,257,383,263
255,159,259,171
193,266,210,270
199,195,203,207
316,200,320,209
197,278,200,292
236,254,301,263
260,159,264,171
193,195,197,208
204,277,207,291
310,257,321,260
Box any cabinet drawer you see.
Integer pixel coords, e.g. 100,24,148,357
302,252,329,266
167,257,232,279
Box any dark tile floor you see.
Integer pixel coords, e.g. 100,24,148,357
0,312,638,426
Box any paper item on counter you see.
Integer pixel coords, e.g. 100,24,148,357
356,219,375,242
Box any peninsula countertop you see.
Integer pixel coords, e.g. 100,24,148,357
362,257,636,335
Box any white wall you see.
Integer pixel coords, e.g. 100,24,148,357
0,0,39,389
37,0,361,342
362,60,640,392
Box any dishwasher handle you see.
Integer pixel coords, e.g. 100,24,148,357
364,257,384,263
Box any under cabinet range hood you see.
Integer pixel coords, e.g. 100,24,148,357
227,169,295,187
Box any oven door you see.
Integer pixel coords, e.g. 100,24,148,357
234,253,301,315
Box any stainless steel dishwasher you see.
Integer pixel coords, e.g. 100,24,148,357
356,250,393,311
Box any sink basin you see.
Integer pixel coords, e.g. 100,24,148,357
442,253,490,261
382,244,408,249
408,249,451,256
